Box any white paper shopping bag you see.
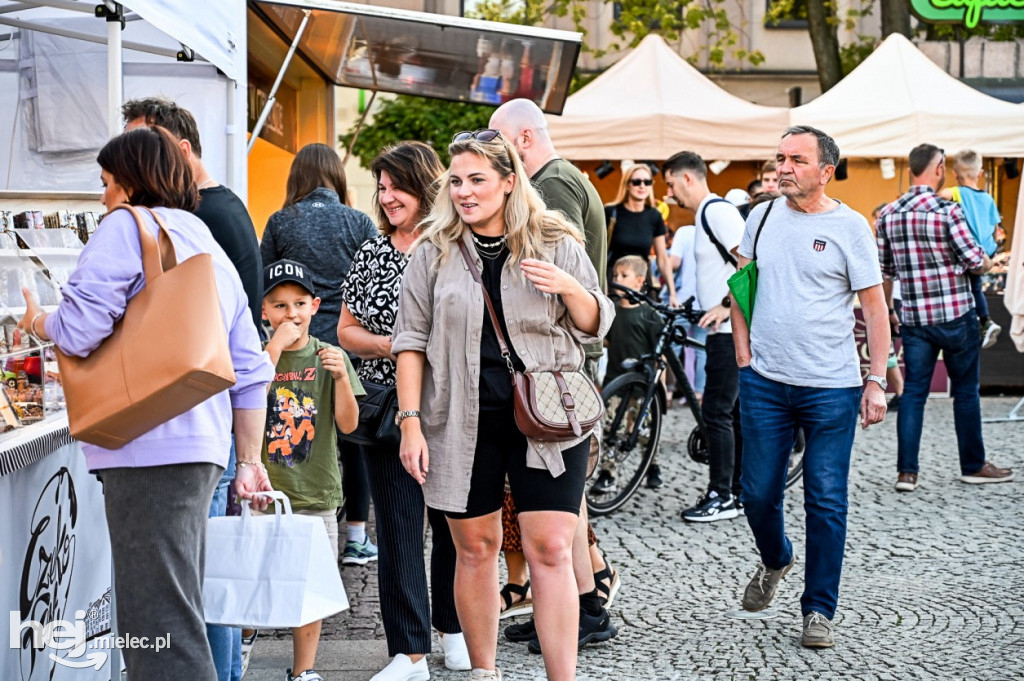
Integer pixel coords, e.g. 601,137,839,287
203,492,349,628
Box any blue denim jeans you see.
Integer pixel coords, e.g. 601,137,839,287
897,310,986,476
738,367,860,619
207,441,242,681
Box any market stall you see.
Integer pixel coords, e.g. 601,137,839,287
246,0,583,229
0,4,245,679
790,33,1024,390
544,34,790,162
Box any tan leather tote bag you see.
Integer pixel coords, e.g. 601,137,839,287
56,205,236,449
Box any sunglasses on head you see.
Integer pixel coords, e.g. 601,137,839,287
630,178,653,186
452,129,502,143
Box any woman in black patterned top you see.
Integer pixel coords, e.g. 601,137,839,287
338,142,468,680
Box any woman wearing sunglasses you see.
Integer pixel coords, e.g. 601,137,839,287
605,164,678,306
392,129,614,681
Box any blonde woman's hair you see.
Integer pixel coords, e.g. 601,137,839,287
952,149,982,179
613,255,648,279
414,135,583,269
609,163,656,208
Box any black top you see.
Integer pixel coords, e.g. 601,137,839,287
193,185,264,336
603,303,662,385
475,233,525,410
605,204,666,268
340,235,408,385
260,187,378,345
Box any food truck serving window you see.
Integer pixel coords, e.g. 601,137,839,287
250,0,581,114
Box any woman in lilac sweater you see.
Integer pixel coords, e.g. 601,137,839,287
18,126,274,681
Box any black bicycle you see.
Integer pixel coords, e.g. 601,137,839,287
587,283,805,517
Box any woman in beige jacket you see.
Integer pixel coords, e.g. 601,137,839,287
392,130,614,681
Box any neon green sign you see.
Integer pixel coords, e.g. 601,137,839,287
910,0,1024,28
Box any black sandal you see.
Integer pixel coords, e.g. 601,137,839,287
498,580,533,619
594,563,621,609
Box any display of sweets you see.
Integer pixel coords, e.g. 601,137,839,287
13,211,44,230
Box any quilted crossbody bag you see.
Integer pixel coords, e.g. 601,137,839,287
457,240,603,442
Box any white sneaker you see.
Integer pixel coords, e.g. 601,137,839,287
469,670,502,680
369,654,429,681
240,629,258,678
982,319,1002,349
438,632,471,671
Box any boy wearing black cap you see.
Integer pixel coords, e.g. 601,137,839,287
260,259,364,681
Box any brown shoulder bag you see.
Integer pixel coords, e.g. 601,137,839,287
56,205,236,449
457,240,602,442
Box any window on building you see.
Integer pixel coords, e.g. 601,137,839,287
765,0,808,29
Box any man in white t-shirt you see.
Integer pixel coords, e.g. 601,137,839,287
664,151,746,522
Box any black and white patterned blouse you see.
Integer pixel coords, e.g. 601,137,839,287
340,234,408,385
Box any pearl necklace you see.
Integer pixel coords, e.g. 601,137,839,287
471,231,507,250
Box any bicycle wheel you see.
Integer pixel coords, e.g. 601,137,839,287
587,372,661,517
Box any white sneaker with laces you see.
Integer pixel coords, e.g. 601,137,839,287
369,654,429,681
438,632,471,671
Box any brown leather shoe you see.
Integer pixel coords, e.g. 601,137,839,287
961,461,1014,484
895,472,918,492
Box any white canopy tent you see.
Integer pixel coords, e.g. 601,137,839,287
790,33,1024,159
544,34,790,162
0,0,247,197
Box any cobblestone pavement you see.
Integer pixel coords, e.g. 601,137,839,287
253,396,1024,680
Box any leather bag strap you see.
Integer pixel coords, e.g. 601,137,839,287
457,239,514,371
117,204,179,282
699,197,738,268
552,370,582,437
751,198,776,262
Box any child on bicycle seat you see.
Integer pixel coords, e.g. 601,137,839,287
602,255,666,489
604,256,663,385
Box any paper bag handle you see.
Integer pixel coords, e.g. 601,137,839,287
238,492,294,533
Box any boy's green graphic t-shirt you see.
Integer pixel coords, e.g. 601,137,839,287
261,336,364,511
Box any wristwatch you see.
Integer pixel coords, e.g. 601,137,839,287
721,295,732,309
865,374,888,390
394,410,421,427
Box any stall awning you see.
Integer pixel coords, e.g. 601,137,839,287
249,0,581,114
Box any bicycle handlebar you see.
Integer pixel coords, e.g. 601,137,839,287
608,282,707,324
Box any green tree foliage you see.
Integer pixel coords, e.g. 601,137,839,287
590,0,765,67
338,97,493,170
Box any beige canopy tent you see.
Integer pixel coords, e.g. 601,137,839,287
544,34,789,161
790,33,1024,158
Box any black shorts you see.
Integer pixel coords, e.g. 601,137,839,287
445,406,590,519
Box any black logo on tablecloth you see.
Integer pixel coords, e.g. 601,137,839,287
18,467,78,680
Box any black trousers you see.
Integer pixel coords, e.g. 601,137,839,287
340,439,370,523
703,332,743,497
362,442,460,656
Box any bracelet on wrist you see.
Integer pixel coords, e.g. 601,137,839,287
30,312,45,338
237,460,266,472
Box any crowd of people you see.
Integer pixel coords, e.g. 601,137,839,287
14,94,1015,681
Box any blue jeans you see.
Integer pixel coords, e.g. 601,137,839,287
207,441,242,681
738,367,860,619
897,310,986,476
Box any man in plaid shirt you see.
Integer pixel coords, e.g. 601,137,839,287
876,143,1013,492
